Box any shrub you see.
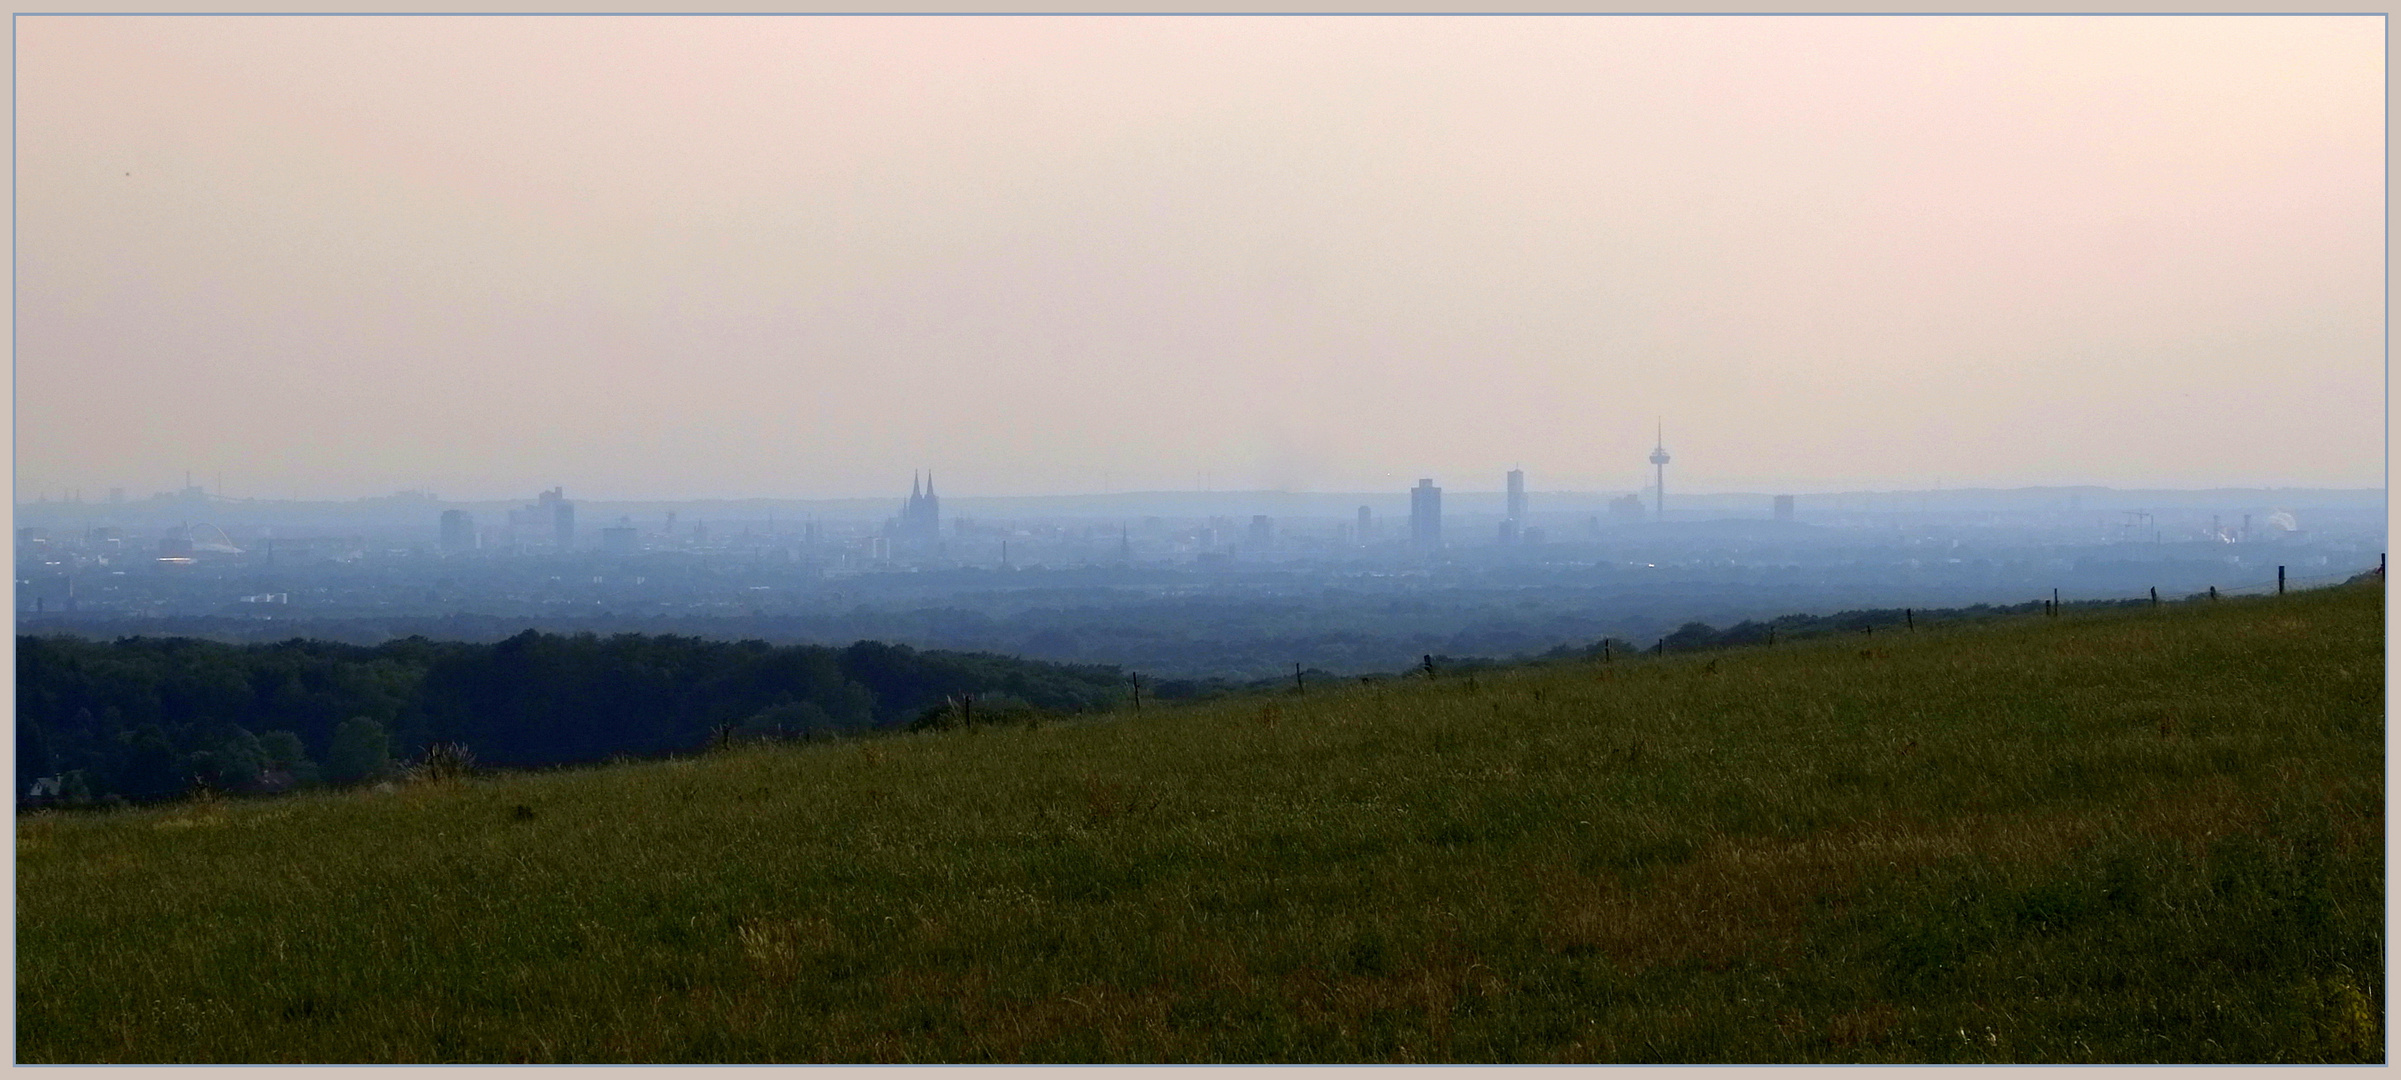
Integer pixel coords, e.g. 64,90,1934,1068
409,742,476,783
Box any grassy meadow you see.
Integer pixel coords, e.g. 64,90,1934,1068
16,582,2384,1063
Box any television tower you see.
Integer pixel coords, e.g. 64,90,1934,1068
1647,422,1671,522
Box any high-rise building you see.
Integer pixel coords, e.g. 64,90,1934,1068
1774,495,1794,522
508,488,573,550
1409,479,1442,548
1248,515,1273,547
439,509,477,552
600,521,638,556
524,487,575,549
1505,468,1526,525
1356,505,1372,543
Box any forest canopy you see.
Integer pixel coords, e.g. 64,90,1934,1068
17,630,1132,801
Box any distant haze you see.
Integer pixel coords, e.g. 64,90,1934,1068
16,16,2384,501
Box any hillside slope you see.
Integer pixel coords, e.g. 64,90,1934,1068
17,583,2383,1063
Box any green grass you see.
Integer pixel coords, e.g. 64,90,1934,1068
18,584,2384,1063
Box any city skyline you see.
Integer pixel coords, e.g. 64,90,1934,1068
15,470,2384,511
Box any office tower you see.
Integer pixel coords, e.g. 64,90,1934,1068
1409,479,1442,548
1248,515,1273,547
1505,468,1526,525
439,509,477,552
528,487,575,549
1356,505,1372,543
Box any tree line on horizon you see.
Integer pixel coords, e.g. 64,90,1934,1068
15,630,1136,804
17,583,2273,807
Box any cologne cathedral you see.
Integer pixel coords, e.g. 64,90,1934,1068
889,472,941,544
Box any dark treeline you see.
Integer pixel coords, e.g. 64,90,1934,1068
17,630,1132,802
15,603,1647,683
13,590,2222,805
1649,598,2062,653
19,580,1984,683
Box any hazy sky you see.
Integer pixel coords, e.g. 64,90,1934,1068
16,16,2384,501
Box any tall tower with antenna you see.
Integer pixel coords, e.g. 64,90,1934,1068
1647,422,1671,522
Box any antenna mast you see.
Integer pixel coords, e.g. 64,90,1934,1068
1647,421,1671,522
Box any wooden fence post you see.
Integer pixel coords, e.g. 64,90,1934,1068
2278,566,2286,595
1905,609,1914,632
1295,663,1305,695
2150,586,2159,607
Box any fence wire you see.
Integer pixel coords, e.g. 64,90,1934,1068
2045,562,2378,606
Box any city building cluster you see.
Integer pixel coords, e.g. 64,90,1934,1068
16,423,2366,625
